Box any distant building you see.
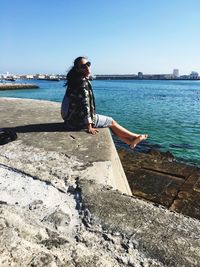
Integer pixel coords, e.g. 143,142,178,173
142,74,173,80
173,69,179,78
49,75,58,79
26,74,34,79
36,74,46,79
180,75,190,79
138,72,143,79
190,71,199,79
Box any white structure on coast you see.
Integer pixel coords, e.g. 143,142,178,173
173,69,179,78
0,72,9,79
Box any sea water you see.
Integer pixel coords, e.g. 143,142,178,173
1,79,200,166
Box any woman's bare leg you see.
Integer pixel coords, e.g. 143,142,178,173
109,120,139,139
109,120,148,148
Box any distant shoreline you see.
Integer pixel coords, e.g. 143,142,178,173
1,76,200,82
94,77,200,81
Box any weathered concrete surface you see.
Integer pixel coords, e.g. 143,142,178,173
0,145,161,267
118,148,200,220
0,83,39,90
80,180,200,267
0,97,130,195
0,97,200,267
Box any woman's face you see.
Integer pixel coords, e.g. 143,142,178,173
77,58,91,78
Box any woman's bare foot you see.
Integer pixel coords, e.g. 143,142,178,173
129,134,148,149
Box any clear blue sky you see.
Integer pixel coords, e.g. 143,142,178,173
1,0,200,75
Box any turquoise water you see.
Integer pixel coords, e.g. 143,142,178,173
1,79,200,166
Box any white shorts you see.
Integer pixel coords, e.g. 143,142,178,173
93,114,113,128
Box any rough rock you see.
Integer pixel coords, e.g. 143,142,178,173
118,147,200,220
0,142,163,267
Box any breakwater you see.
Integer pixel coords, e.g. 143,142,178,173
0,83,39,90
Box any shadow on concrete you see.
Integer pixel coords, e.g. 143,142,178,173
5,123,81,133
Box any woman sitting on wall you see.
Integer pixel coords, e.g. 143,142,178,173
61,56,148,149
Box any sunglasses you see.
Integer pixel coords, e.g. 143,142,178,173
80,61,91,69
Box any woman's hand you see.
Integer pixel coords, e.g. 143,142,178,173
87,124,99,135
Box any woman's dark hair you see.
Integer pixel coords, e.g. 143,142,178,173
65,56,87,87
73,56,86,68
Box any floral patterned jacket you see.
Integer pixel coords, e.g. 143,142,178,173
64,77,96,129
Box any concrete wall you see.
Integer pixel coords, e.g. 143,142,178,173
0,97,131,194
1,98,200,267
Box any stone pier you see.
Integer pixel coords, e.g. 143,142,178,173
0,97,200,267
0,83,39,90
